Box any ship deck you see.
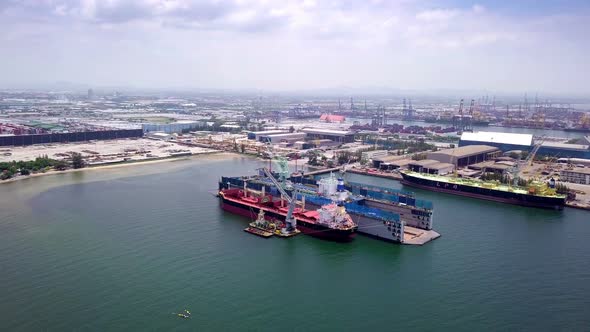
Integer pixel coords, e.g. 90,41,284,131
221,192,356,231
403,171,565,199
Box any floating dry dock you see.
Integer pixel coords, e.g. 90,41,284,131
220,173,440,245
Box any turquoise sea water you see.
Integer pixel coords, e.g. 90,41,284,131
1,155,589,331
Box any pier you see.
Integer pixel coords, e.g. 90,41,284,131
301,167,341,176
347,168,402,180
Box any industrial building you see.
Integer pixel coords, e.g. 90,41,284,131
557,158,590,167
0,129,144,147
247,130,288,141
427,145,500,167
142,121,203,134
538,141,590,159
312,139,339,148
293,141,312,150
361,150,389,161
256,132,306,144
460,131,533,151
219,124,241,130
146,131,173,141
467,160,515,174
408,159,455,175
560,168,590,185
372,155,411,170
319,114,345,123
460,131,590,159
300,128,355,143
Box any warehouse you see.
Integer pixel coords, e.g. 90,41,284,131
0,129,143,147
408,159,455,175
142,121,203,134
257,132,306,144
560,167,590,185
146,131,173,141
300,128,355,143
460,131,533,151
247,130,288,141
362,150,389,161
468,160,513,174
460,131,590,158
427,145,500,167
557,158,590,167
538,142,590,159
372,155,411,170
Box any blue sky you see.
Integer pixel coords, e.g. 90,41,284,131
1,0,589,95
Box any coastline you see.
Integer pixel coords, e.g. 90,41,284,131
0,151,224,185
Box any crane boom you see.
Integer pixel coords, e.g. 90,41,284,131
260,167,298,232
508,135,546,185
261,167,292,202
525,138,544,166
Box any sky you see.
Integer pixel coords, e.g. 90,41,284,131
1,0,589,95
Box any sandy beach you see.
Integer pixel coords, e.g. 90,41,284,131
0,151,228,185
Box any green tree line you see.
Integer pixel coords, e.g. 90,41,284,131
1,153,85,180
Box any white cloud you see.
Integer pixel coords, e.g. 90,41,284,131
472,4,485,14
416,8,459,21
0,1,588,94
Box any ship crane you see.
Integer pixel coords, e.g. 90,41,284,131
260,167,298,234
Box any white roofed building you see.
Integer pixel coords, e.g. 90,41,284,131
300,128,355,143
460,131,533,151
461,131,590,158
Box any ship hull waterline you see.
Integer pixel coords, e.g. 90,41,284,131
400,176,565,210
220,198,357,242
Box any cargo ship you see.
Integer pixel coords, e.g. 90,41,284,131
400,170,566,210
425,117,490,126
563,127,590,133
219,187,357,241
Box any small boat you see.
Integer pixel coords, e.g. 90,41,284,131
243,210,275,238
175,309,191,319
244,226,273,238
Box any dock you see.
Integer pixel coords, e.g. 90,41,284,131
403,227,441,245
566,202,590,210
347,168,402,180
301,167,341,176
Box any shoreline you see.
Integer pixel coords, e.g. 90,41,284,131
0,151,225,185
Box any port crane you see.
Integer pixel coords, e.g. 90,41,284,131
260,167,298,234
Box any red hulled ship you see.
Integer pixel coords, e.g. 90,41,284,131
219,187,357,241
